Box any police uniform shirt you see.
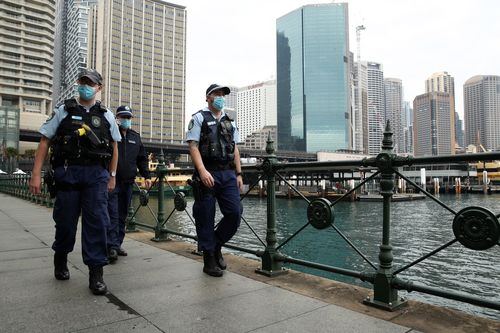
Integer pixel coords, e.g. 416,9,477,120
40,103,121,142
186,107,240,143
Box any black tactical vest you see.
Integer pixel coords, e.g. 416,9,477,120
51,98,112,167
198,110,235,168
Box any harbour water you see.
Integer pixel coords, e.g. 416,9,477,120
131,193,500,320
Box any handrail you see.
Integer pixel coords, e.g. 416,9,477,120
2,121,499,314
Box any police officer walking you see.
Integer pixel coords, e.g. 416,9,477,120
29,69,121,295
186,84,244,277
107,106,151,262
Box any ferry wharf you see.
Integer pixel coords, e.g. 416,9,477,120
1,194,499,333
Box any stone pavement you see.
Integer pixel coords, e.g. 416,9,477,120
0,193,423,332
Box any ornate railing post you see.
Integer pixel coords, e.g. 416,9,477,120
364,121,407,310
152,150,169,241
256,133,286,276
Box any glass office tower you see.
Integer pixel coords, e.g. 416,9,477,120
277,3,351,152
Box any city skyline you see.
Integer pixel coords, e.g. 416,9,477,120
174,0,500,129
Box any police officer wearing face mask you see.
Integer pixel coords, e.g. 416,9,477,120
29,69,121,295
186,84,244,277
106,106,151,262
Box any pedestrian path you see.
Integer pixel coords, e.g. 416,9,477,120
0,193,422,332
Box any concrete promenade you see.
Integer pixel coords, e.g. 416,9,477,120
0,193,498,332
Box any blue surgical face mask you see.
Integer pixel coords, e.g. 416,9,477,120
118,118,132,129
212,96,225,110
78,85,96,100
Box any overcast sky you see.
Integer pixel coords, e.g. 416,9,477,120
174,0,500,127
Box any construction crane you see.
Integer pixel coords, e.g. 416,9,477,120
355,25,366,64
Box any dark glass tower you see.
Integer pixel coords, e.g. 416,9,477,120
277,3,351,152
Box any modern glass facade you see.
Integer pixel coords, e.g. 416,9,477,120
277,3,351,152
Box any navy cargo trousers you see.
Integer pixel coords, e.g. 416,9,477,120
193,169,242,252
52,165,109,267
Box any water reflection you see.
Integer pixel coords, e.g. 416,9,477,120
131,193,500,320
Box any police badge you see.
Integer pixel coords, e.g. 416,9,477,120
91,116,101,127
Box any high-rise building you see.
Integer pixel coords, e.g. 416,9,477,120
353,61,368,154
224,85,238,110
413,92,454,156
455,111,464,148
463,75,500,151
425,71,456,148
425,71,455,96
89,0,187,144
0,0,55,136
277,3,351,152
364,61,384,155
384,78,403,153
403,101,413,154
53,0,98,106
236,80,276,143
243,125,277,150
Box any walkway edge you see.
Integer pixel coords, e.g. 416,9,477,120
125,231,500,333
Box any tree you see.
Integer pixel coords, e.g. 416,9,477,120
5,147,18,159
23,149,36,159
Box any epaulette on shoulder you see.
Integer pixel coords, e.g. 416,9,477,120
94,100,107,113
64,98,78,109
128,128,139,135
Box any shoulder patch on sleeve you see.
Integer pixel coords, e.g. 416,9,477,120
45,111,56,123
188,119,194,130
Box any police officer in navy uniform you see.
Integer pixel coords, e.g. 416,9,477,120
107,106,151,262
186,83,244,277
29,69,121,295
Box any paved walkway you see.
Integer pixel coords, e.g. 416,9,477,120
0,193,421,333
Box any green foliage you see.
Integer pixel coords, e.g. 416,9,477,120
5,147,18,159
23,149,36,158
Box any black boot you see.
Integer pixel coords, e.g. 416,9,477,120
88,266,107,295
54,252,70,280
203,251,223,277
214,246,226,270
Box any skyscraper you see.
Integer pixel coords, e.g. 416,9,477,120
353,60,368,154
403,101,413,154
413,92,454,156
365,61,384,155
425,71,456,149
277,3,351,152
89,0,187,144
0,0,55,136
463,75,500,151
455,111,464,148
53,0,98,106
384,78,403,153
236,80,277,143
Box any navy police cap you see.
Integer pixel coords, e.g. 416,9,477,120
206,84,230,96
116,105,133,118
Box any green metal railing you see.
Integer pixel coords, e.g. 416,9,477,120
0,173,54,208
1,121,499,313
